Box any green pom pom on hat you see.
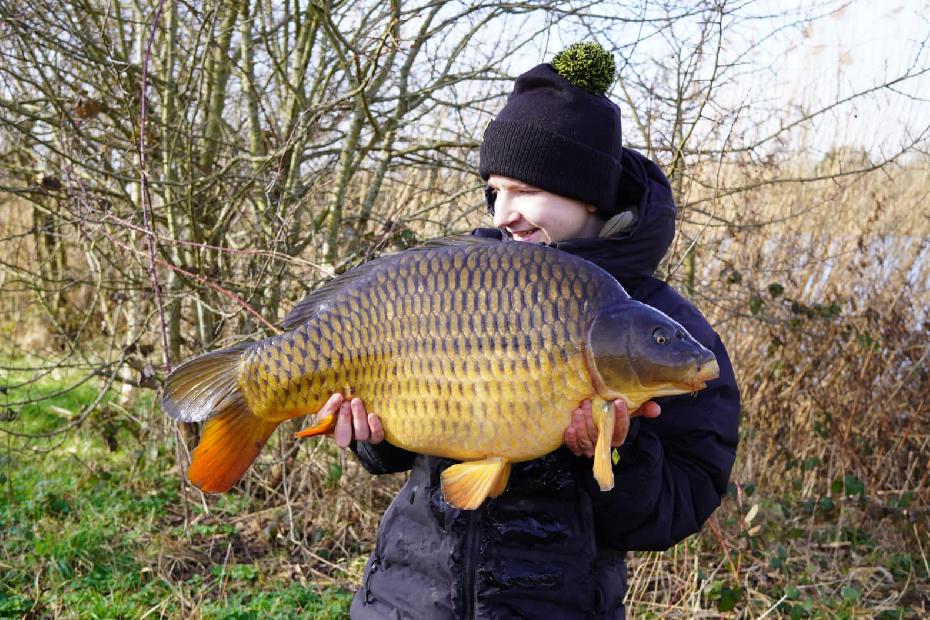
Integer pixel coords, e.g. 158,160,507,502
551,41,616,95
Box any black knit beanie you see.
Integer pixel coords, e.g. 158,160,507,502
479,42,624,219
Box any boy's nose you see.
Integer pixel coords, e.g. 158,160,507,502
492,194,518,228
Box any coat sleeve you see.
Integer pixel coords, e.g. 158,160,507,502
351,439,417,475
584,303,741,552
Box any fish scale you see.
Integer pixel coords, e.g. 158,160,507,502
162,237,720,509
239,242,598,454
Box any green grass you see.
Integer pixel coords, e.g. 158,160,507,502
0,365,354,619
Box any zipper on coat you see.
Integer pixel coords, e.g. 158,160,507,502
461,509,481,620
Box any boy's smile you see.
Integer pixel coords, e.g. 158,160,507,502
488,175,603,243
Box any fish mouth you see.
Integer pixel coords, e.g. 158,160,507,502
589,361,721,406
685,358,720,390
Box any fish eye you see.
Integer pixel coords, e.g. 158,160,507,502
653,328,669,345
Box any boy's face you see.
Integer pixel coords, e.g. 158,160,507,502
488,175,603,243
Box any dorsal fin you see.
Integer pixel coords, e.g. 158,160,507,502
417,234,502,249
281,235,503,330
281,260,380,330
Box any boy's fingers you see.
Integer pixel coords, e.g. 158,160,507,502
368,413,385,444
572,410,591,447
634,401,661,418
611,400,631,447
351,398,369,442
564,426,582,456
565,401,598,457
573,409,596,458
334,401,352,448
317,393,343,420
583,407,598,448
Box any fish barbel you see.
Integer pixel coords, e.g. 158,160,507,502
162,237,719,509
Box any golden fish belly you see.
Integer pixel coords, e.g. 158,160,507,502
371,345,594,462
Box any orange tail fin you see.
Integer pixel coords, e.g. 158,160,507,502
162,343,277,492
188,394,278,493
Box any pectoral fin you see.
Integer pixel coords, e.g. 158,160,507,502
592,399,616,491
441,457,511,510
294,412,337,438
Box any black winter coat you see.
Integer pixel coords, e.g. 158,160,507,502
348,149,741,619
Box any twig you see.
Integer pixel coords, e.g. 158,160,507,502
756,592,789,619
915,523,930,579
139,0,171,372
217,540,233,598
96,228,281,334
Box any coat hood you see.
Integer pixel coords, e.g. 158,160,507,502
552,148,676,292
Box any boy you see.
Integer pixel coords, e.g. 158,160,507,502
319,42,740,619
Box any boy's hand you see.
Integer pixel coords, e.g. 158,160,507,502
316,393,385,448
563,399,660,458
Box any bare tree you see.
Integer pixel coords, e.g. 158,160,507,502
0,0,927,547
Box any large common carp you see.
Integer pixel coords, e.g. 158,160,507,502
162,237,718,509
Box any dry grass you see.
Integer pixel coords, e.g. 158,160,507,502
1,155,928,617
618,156,930,617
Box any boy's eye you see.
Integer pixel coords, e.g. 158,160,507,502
484,186,497,215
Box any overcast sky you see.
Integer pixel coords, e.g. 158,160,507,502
774,0,929,156
499,0,929,158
